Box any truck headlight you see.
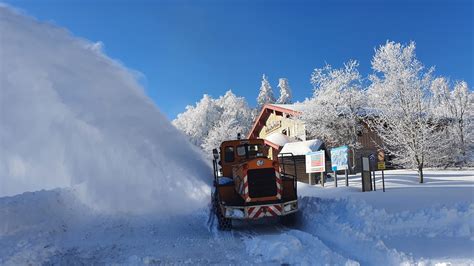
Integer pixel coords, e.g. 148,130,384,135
225,208,234,217
284,202,298,213
225,208,244,218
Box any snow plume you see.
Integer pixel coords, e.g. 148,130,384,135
0,6,211,214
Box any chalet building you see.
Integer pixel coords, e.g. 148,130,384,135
248,104,307,159
247,104,383,181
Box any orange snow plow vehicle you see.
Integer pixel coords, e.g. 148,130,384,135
211,136,298,230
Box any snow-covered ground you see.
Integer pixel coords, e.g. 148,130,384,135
1,169,472,265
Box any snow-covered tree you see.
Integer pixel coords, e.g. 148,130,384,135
172,95,221,148
430,78,473,166
367,41,448,183
300,60,365,170
202,91,255,155
276,78,292,104
173,91,255,157
257,74,275,109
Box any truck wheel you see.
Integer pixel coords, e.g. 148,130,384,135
216,207,232,231
280,212,297,227
213,193,232,231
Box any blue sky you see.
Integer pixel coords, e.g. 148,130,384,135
6,0,473,119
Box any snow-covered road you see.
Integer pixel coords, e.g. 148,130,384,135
1,169,473,265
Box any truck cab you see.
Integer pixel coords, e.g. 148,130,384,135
212,138,298,230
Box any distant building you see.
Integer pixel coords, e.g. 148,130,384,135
247,104,384,179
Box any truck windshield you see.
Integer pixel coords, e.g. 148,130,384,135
237,144,263,159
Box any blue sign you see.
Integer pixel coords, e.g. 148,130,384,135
330,146,349,171
369,154,376,162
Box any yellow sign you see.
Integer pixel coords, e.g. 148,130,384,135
377,162,386,170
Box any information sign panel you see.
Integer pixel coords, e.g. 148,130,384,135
305,151,326,173
330,146,349,171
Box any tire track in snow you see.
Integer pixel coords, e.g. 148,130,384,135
243,228,359,265
232,219,357,265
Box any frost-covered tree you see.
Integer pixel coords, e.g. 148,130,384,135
172,95,221,148
367,41,448,183
300,60,365,170
277,78,292,104
430,78,473,166
257,74,275,109
202,91,255,155
173,90,254,157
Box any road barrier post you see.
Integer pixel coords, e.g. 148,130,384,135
382,170,385,192
345,169,349,186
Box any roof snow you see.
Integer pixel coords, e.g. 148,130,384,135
280,139,323,156
268,103,306,113
269,103,382,118
265,132,294,147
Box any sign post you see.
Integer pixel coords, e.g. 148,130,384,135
377,150,386,192
305,151,326,186
345,169,349,186
382,170,385,192
373,169,376,191
330,146,349,188
369,153,376,191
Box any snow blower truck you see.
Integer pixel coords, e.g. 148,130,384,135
211,136,298,230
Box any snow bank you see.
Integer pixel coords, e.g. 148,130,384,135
0,189,219,265
0,189,89,237
0,6,211,214
296,169,474,264
297,196,473,264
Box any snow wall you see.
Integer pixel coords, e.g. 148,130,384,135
0,6,211,214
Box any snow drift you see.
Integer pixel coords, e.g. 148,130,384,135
0,6,211,214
